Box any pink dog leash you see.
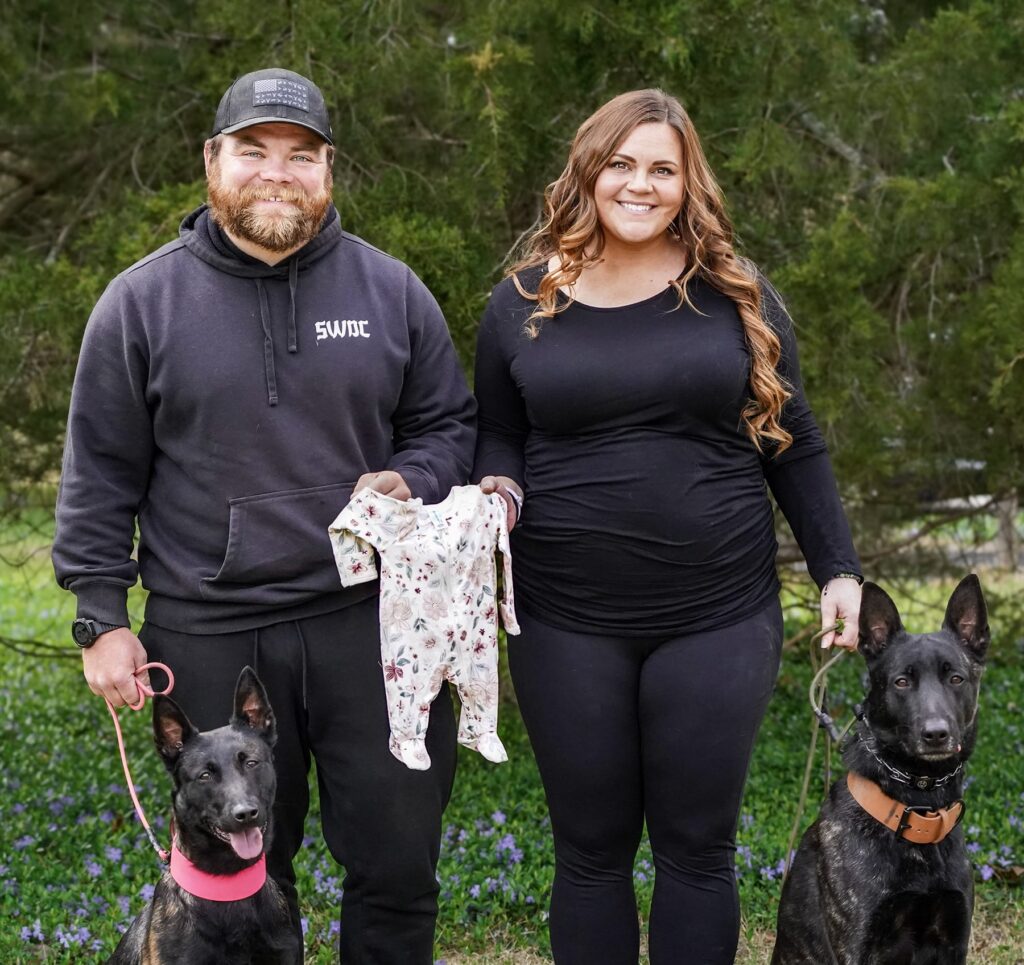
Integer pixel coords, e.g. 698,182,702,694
105,662,175,863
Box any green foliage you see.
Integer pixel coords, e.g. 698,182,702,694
1,0,1022,551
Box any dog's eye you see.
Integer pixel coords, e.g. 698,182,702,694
894,676,910,689
198,771,211,782
949,674,964,685
245,759,259,769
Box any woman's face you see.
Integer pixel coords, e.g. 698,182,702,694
592,121,684,251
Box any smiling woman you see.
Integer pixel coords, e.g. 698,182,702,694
472,88,863,964
589,122,684,265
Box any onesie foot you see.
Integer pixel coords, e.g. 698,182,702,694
464,731,508,764
390,735,431,770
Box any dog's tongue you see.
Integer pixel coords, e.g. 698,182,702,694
228,827,263,860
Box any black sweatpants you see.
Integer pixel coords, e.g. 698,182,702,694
140,597,457,964
508,600,783,965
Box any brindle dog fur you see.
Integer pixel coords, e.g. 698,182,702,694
772,575,988,965
108,666,299,964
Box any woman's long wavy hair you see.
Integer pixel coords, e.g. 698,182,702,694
509,89,792,453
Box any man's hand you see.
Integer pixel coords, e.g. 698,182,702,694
820,577,862,650
82,627,150,706
353,470,412,501
479,475,523,532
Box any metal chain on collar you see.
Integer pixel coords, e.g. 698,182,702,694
857,723,964,790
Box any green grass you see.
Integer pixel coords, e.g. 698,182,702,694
2,526,1022,962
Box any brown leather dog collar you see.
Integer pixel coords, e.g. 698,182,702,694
846,771,965,844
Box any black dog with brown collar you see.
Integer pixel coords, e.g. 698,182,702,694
772,575,988,964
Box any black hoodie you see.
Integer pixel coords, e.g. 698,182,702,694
53,205,476,633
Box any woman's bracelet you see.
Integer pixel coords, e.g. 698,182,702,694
828,571,863,585
504,486,524,522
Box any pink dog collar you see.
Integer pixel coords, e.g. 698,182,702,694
169,845,267,901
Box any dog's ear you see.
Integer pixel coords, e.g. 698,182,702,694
232,666,277,747
943,574,989,660
858,582,903,657
153,695,198,770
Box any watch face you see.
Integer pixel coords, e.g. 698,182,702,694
72,620,93,646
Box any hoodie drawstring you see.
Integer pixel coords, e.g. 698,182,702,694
254,262,299,406
255,278,279,407
287,258,299,354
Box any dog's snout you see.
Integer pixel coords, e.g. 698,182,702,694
233,803,260,824
921,719,951,746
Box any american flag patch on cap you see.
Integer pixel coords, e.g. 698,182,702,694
252,78,310,112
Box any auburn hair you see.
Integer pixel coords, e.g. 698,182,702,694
508,89,792,453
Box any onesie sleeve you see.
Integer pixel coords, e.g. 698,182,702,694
492,492,520,636
328,490,388,586
757,274,862,588
472,283,530,487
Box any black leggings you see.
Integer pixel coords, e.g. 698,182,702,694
508,600,783,965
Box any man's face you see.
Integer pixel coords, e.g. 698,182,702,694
205,123,333,253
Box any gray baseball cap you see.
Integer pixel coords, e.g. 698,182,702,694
212,68,333,144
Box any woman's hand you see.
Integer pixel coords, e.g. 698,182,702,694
480,475,523,532
820,577,862,650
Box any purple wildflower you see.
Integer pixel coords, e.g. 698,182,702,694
20,920,45,943
54,925,91,948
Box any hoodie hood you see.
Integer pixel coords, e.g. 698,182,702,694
179,204,343,405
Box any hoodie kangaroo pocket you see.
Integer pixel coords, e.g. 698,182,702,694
200,481,356,602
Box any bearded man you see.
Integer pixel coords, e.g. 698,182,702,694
53,68,475,963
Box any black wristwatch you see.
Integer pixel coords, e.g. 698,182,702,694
71,618,125,649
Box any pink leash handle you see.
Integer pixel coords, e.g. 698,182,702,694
105,662,175,863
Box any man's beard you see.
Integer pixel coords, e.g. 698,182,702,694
207,162,332,253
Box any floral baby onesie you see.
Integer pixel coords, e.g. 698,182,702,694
328,485,520,770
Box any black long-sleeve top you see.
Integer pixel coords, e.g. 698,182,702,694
473,265,860,636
